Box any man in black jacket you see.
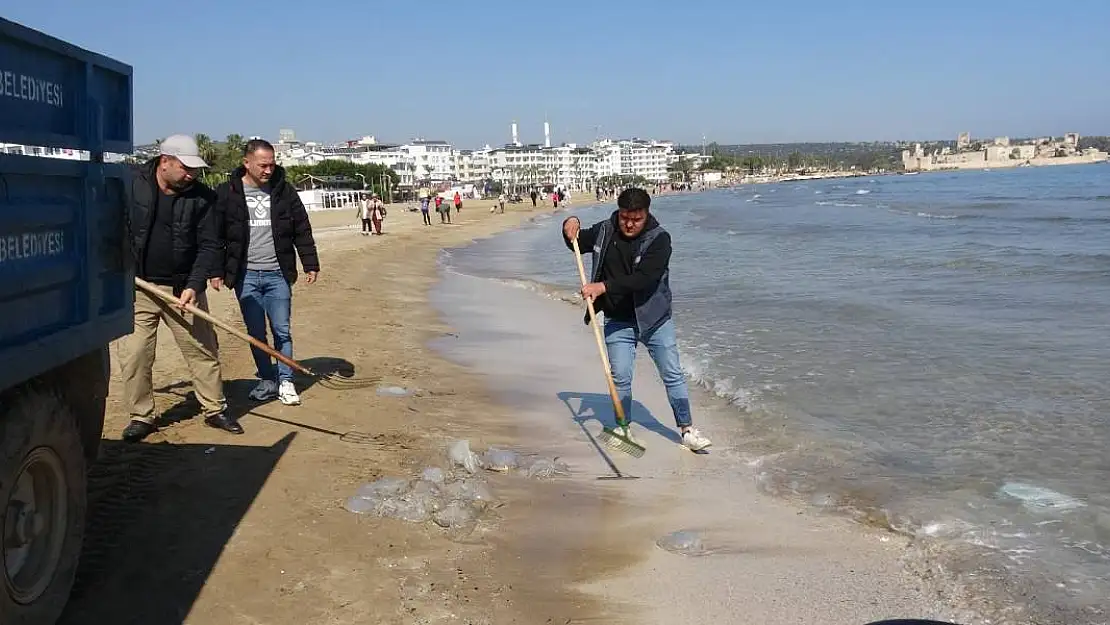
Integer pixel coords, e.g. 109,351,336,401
212,139,320,406
119,134,241,442
562,187,711,451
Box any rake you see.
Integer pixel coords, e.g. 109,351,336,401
135,277,380,391
569,239,646,458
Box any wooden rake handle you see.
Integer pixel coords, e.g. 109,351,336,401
133,277,313,377
570,237,628,423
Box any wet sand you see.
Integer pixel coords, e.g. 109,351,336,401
62,194,632,624
432,268,975,625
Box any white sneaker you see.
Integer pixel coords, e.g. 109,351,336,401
278,380,301,406
249,380,278,401
681,428,712,451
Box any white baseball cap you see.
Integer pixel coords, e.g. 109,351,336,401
159,134,209,168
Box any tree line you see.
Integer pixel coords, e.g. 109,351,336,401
678,142,903,174
139,133,399,199
1078,136,1110,153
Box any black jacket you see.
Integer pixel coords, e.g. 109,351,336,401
563,211,673,328
214,165,320,288
128,158,220,294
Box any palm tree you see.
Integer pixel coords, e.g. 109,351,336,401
224,133,245,157
193,133,218,167
740,156,764,176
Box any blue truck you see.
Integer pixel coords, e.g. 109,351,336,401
0,17,133,624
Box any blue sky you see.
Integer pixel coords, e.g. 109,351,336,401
4,0,1108,147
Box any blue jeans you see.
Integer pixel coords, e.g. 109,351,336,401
603,318,692,429
235,270,294,383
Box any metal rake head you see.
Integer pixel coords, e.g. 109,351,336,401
338,430,381,445
315,372,381,391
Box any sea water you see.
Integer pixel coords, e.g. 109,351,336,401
440,164,1110,623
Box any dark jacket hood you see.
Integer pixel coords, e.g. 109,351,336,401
608,209,661,240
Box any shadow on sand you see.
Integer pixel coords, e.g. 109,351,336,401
59,433,295,624
555,390,682,445
149,356,358,429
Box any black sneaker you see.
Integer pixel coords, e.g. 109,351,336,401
204,412,244,435
122,420,155,443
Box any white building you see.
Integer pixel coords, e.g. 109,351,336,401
1,143,90,160
453,149,491,182
269,125,685,192
591,139,677,182
402,140,453,179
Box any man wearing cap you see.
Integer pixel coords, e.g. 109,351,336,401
118,134,242,442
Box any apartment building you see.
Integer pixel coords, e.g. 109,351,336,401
592,139,676,182
252,128,684,190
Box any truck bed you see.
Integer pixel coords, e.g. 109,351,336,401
0,17,134,391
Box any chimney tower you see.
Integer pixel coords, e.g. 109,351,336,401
511,120,519,146
544,121,551,148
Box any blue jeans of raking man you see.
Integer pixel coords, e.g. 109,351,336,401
603,318,692,429
235,269,294,383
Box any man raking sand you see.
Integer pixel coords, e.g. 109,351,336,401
562,188,711,453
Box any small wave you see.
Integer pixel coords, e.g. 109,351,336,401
855,189,871,195
1058,195,1110,201
487,277,581,304
965,201,1013,210
1019,215,1110,224
999,483,1087,512
887,208,973,220
680,359,773,411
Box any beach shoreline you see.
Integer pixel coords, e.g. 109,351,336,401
69,193,639,624
68,188,980,624
431,231,977,625
433,173,1110,625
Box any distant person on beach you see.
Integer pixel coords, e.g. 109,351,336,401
561,187,712,451
420,196,432,226
213,138,320,408
368,193,385,235
552,190,560,209
453,191,463,213
436,195,450,223
530,189,538,207
357,195,373,235
498,192,507,213
120,134,236,441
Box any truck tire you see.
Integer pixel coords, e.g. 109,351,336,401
53,349,109,464
0,387,87,625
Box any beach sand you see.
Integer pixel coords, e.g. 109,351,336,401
57,191,973,624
